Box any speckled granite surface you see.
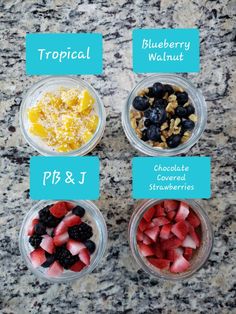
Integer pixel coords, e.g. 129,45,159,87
0,0,235,313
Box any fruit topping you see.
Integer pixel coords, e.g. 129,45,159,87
53,232,69,247
27,218,39,236
30,248,46,268
68,223,93,241
29,234,42,249
66,239,86,256
47,261,64,277
170,255,190,273
72,205,85,217
49,201,69,218
84,240,96,254
40,235,55,254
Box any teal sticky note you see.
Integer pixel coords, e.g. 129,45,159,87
132,157,211,199
30,157,100,200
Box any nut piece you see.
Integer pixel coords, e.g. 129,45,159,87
181,131,191,143
161,122,169,130
173,85,184,93
138,88,149,97
131,118,137,129
168,94,177,102
189,114,198,122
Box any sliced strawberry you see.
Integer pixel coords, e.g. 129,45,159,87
171,221,189,240
79,248,90,265
70,260,86,272
147,258,170,270
27,218,39,236
49,202,68,218
186,210,201,228
139,218,148,232
138,243,154,257
166,248,183,262
143,207,156,222
47,261,63,277
143,234,153,245
175,202,189,222
152,217,170,226
30,248,46,268
159,224,172,239
182,235,197,249
144,225,159,242
155,204,165,217
63,214,81,227
40,235,55,254
188,225,200,247
66,239,86,255
164,200,179,212
136,228,144,242
53,232,69,246
54,220,68,236
167,211,176,221
153,243,164,258
65,201,75,211
170,255,190,273
183,247,193,261
161,237,182,251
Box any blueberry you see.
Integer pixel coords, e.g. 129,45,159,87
166,135,182,148
146,87,155,98
133,96,149,111
141,129,149,142
147,125,161,141
34,223,46,235
176,92,188,105
72,206,85,217
175,106,188,118
145,108,166,124
144,119,152,127
186,104,195,116
182,119,195,131
153,99,168,109
84,240,96,254
152,82,164,98
163,84,174,95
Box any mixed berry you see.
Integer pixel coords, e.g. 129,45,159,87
137,200,201,273
130,82,198,149
27,201,96,277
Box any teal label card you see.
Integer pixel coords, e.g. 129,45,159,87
132,157,210,199
26,33,103,75
133,28,199,73
30,157,99,200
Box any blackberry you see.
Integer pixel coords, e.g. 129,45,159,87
72,206,85,217
41,253,55,268
39,205,61,228
29,234,42,248
68,223,93,241
84,240,96,254
55,246,79,269
34,223,46,235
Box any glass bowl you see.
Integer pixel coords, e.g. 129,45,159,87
19,76,106,156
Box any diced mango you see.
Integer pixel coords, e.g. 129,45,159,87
78,90,95,112
61,89,79,107
30,123,48,138
86,115,99,131
81,130,93,143
28,107,41,123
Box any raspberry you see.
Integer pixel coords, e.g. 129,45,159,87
68,223,93,241
29,234,42,249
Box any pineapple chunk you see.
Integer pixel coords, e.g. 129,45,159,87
78,90,95,112
81,130,93,143
61,89,79,107
86,115,99,131
30,123,48,138
28,107,41,123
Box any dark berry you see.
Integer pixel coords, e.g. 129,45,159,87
144,119,152,127
147,125,161,141
133,96,149,111
146,87,155,98
55,246,79,269
152,82,164,98
175,106,188,118
72,206,85,217
39,206,61,228
145,108,166,125
34,223,46,235
153,98,168,109
163,84,174,96
166,135,182,148
176,92,188,105
141,129,149,142
84,240,96,254
29,234,42,248
182,119,195,131
186,104,195,116
41,254,55,268
68,223,93,241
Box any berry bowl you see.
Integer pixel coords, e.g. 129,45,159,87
122,74,207,156
129,199,213,280
19,200,107,283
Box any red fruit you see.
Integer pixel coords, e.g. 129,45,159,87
144,226,160,242
137,228,144,242
30,248,46,268
167,211,176,221
54,220,68,236
70,260,85,272
47,261,63,277
159,224,172,240
79,248,90,265
182,235,197,249
152,217,170,227
40,235,55,254
148,258,170,270
184,248,193,261
153,243,164,258
63,214,81,227
171,221,189,240
139,218,148,232
66,239,86,255
155,204,165,217
186,211,201,228
170,255,190,273
27,218,39,236
143,207,156,222
188,225,200,247
65,201,75,211
166,248,183,262
175,202,189,222
138,243,154,257
49,202,68,218
53,232,69,246
164,200,179,212
161,237,182,251
143,234,153,245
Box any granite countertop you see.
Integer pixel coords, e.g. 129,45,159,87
0,0,235,313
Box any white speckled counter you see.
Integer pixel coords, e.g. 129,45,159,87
0,1,235,313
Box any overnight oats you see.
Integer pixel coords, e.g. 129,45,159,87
19,200,107,282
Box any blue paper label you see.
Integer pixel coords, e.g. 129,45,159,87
26,33,103,75
132,157,211,199
30,157,99,200
133,28,199,73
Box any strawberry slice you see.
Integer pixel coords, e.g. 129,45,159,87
79,248,90,265
53,232,69,246
137,228,144,242
40,235,55,254
54,220,68,236
153,243,164,258
182,235,197,249
139,218,149,232
143,207,156,222
155,204,165,217
65,201,75,211
188,225,200,247
30,248,46,268
49,202,68,218
159,224,172,239
47,261,63,277
147,258,170,270
66,239,86,255
27,218,39,236
183,248,193,261
63,214,81,227
170,255,190,273
70,260,86,272
144,225,159,242
171,221,189,240
143,234,153,245
175,202,189,222
164,200,179,212
166,248,183,262
152,217,170,227
167,211,176,221
138,243,154,257
186,211,201,228
161,237,182,251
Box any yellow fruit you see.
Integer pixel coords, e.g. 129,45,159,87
78,90,95,112
86,115,99,131
61,89,79,107
81,130,93,143
30,123,48,138
28,107,41,123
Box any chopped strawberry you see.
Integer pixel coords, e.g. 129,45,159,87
143,234,153,245
167,211,176,221
49,201,68,218
164,200,179,212
53,232,69,246
27,218,39,236
159,224,172,240
138,243,154,257
139,218,148,232
175,202,189,222
30,248,46,268
147,258,170,270
183,248,193,261
182,235,197,249
161,237,182,251
65,201,75,211
70,260,85,272
166,248,183,262
171,221,189,240
136,228,144,242
144,225,160,242
186,211,201,228
152,217,170,226
153,243,164,258
188,225,200,247
170,255,190,273
155,204,165,217
54,220,68,236
66,239,86,255
40,235,55,254
63,214,81,227
47,261,64,277
143,207,156,222
79,248,90,265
